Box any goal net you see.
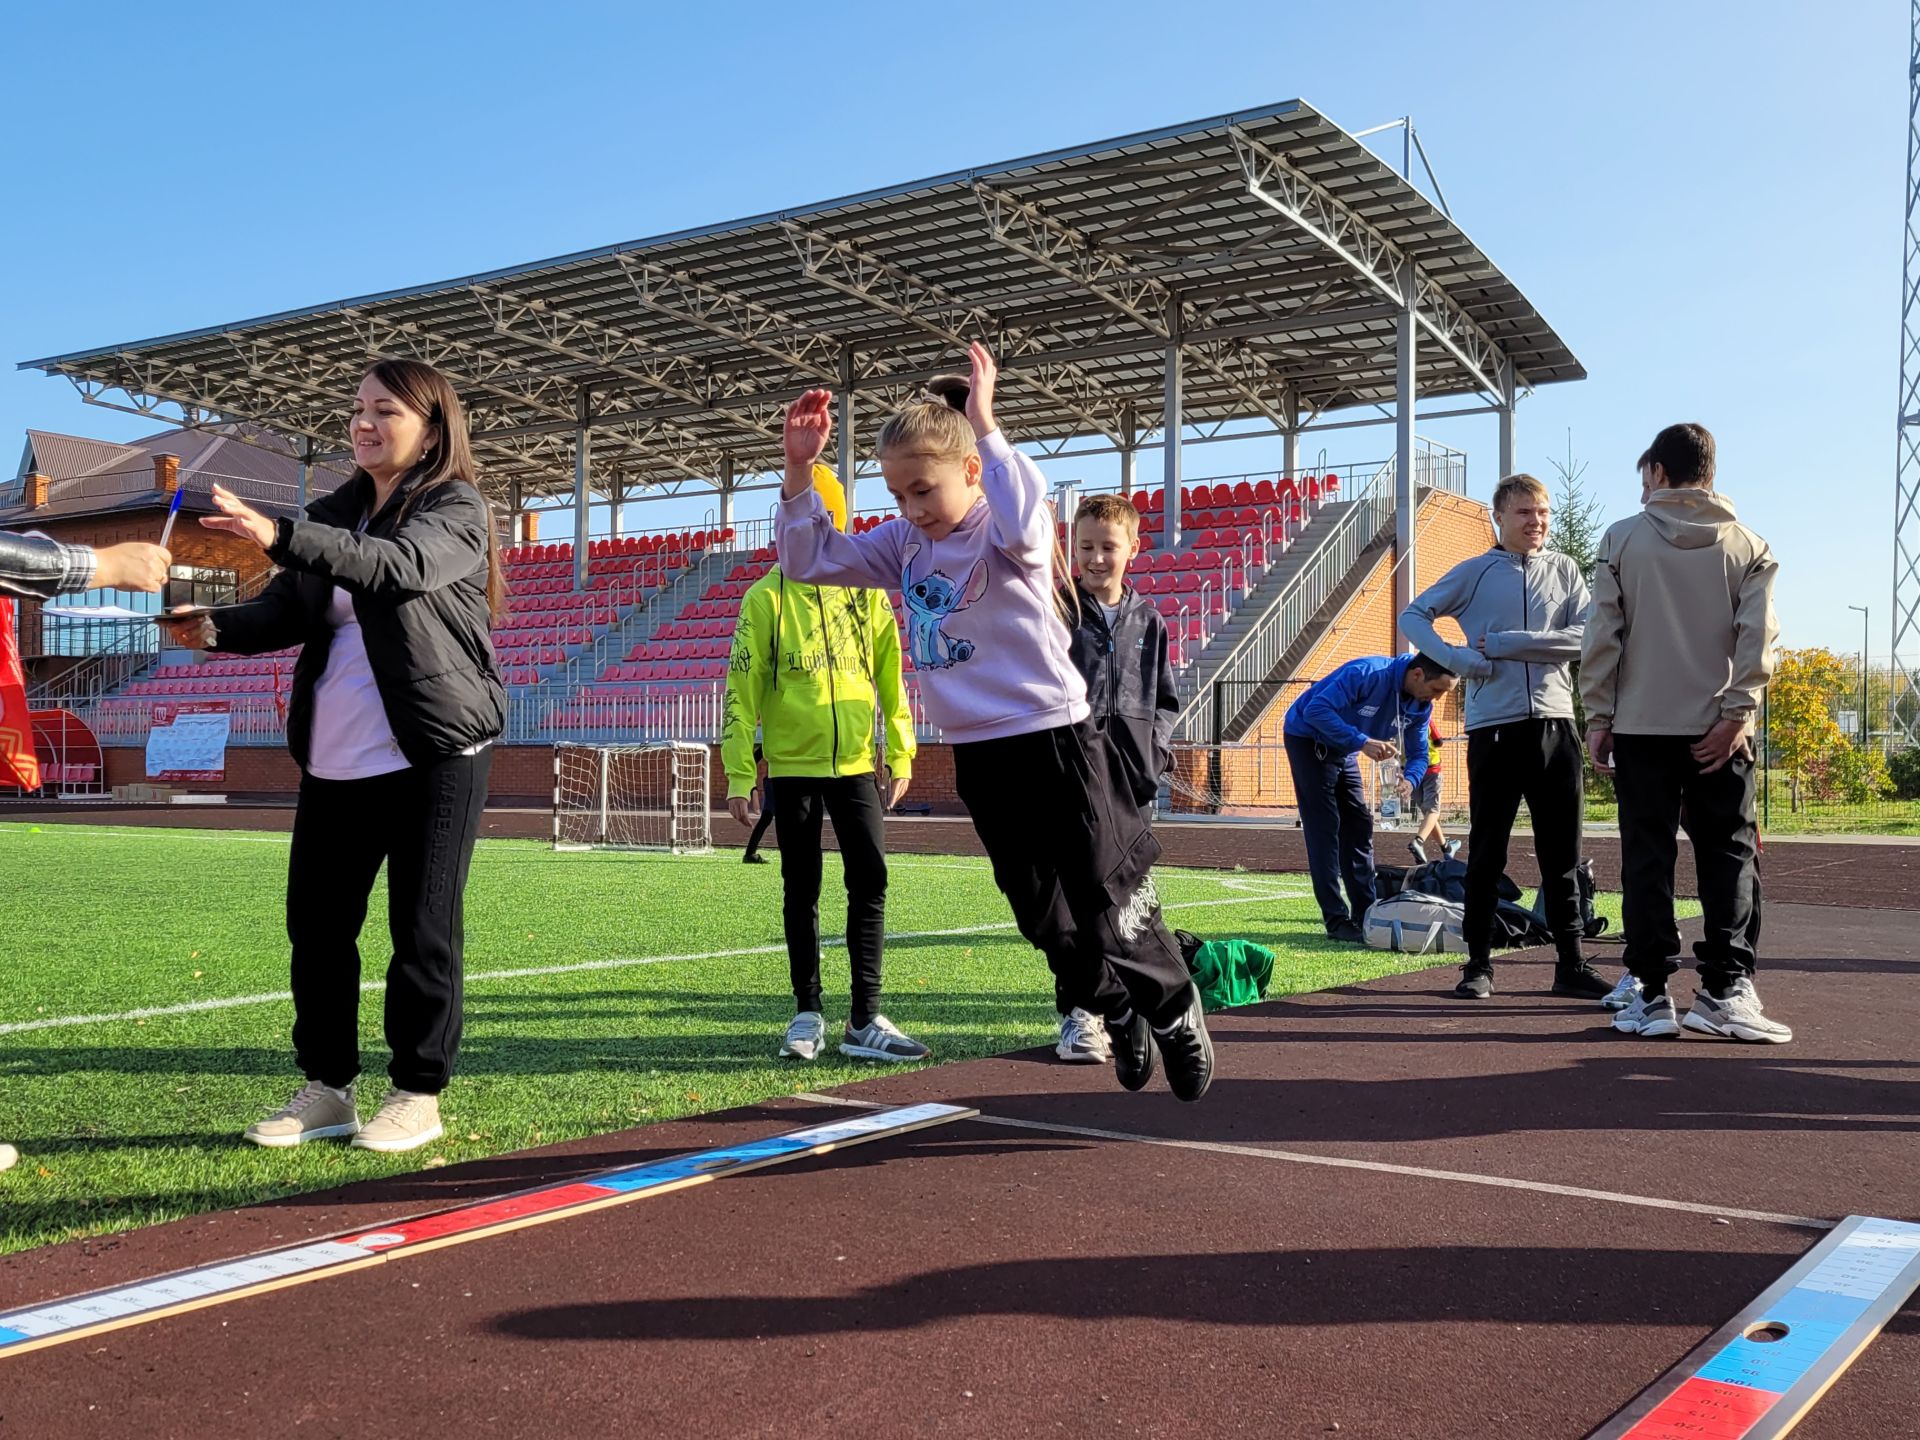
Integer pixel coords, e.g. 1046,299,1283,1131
553,741,713,854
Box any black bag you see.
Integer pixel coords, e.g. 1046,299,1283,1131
1530,857,1609,939
1374,864,1408,900
1491,899,1553,948
1401,857,1518,907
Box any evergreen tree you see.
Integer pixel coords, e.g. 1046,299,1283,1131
1546,430,1606,582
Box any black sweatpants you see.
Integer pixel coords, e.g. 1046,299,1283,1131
1284,731,1375,929
1463,718,1584,963
286,749,492,1094
743,801,775,860
953,722,1194,1029
767,774,888,1028
1614,733,1760,993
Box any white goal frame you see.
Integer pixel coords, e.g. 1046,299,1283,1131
552,741,714,854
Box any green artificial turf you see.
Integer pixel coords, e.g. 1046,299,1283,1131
0,822,1663,1254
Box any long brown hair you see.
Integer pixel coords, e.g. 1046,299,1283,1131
357,357,507,621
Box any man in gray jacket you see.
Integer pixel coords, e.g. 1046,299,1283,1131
1402,473,1613,1000
1583,423,1785,1043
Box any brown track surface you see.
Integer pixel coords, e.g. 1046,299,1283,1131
3,902,1915,1438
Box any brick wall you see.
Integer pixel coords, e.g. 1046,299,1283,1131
1222,489,1493,813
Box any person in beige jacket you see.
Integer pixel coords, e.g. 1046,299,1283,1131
1581,422,1786,1044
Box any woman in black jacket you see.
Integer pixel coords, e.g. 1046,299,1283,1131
161,358,506,1154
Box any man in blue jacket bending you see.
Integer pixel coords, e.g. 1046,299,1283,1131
1285,653,1459,942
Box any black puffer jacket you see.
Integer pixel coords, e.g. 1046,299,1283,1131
208,472,505,770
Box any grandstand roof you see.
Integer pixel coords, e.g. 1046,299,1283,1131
17,100,1581,504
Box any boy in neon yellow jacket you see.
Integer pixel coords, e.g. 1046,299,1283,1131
723,465,923,1063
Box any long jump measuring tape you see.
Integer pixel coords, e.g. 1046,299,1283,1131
0,1102,972,1360
1590,1214,1920,1438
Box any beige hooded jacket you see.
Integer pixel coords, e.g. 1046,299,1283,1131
1580,487,1778,736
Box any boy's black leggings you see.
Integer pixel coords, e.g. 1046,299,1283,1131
953,722,1194,1029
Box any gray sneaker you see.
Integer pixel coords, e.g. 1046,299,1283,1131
779,1010,827,1061
1611,992,1680,1038
245,1080,360,1148
840,1014,931,1063
1684,978,1792,1044
351,1090,444,1153
1602,971,1643,1012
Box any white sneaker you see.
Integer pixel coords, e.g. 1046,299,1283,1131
244,1080,360,1148
1056,1008,1113,1064
840,1014,931,1063
1602,971,1643,1012
1443,840,1462,859
1612,992,1680,1038
351,1089,443,1152
779,1010,827,1061
1684,978,1793,1044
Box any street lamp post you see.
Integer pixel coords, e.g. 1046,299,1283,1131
1849,605,1870,743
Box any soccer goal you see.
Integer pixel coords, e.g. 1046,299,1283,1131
552,741,714,854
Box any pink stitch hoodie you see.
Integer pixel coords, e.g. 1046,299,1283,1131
774,429,1089,744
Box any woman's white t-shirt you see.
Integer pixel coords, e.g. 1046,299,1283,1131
307,584,409,780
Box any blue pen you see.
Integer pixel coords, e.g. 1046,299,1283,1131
159,486,185,548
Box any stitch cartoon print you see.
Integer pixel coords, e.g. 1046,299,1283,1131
901,543,988,670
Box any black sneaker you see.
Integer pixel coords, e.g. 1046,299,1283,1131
1454,960,1494,999
1552,959,1614,999
1152,989,1215,1103
1107,1010,1154,1092
742,852,769,865
1327,918,1367,944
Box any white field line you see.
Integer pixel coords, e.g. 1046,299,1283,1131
0,883,1312,1037
790,1093,1834,1232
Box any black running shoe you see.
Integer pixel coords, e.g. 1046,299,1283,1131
1454,960,1494,999
1152,989,1215,1103
742,852,769,865
1108,1010,1154,1092
1327,918,1367,945
1551,960,1614,999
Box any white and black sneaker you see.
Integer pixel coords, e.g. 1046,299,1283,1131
1612,991,1680,1038
840,1014,931,1063
1056,1008,1112,1064
1684,978,1793,1045
779,1011,827,1061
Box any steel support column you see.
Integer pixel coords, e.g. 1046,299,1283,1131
719,454,735,531
573,392,592,591
1163,301,1184,550
1118,400,1137,496
1394,288,1418,645
837,348,855,494
297,438,314,513
608,479,625,539
1497,360,1517,480
1282,390,1300,484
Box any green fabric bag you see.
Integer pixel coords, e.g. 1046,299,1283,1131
1175,930,1277,1012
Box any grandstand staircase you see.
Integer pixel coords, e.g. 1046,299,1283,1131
563,544,747,687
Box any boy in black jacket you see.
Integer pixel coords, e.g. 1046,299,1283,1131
1048,492,1181,1063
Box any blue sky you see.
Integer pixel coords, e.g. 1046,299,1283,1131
2,1,1902,653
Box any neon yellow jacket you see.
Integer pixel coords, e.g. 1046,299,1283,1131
721,565,914,799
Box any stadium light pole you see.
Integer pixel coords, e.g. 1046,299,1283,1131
1851,604,1870,741
1895,0,1920,743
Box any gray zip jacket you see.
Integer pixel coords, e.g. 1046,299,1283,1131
1400,547,1590,731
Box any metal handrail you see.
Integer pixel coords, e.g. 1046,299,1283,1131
1172,439,1469,743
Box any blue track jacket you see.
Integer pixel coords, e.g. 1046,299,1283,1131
1282,653,1433,786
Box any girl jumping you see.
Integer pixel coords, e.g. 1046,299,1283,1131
773,342,1213,1102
